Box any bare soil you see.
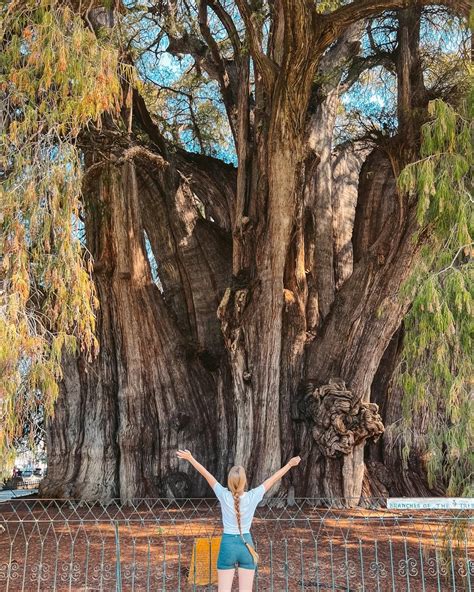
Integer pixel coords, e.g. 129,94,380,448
0,500,472,591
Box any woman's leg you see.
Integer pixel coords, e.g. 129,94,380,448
237,567,255,591
218,568,235,591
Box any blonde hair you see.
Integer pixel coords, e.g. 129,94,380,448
227,465,259,565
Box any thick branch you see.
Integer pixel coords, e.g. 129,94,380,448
235,0,279,90
342,51,395,91
198,2,240,139
207,0,242,57
134,156,232,357
166,32,222,81
198,0,226,75
322,0,470,49
395,6,427,155
175,148,236,231
132,89,168,157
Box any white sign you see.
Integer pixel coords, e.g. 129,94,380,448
387,498,474,510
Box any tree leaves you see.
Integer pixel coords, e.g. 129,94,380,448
0,0,122,472
397,85,473,496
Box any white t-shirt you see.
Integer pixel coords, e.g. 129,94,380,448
213,482,265,534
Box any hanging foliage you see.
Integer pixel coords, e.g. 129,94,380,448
0,0,122,471
397,77,473,495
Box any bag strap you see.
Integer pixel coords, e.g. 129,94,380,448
240,533,257,563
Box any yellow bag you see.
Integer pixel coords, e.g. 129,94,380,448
188,536,222,585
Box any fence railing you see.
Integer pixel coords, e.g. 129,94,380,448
2,477,42,491
0,497,472,591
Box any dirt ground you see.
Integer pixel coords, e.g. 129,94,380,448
0,499,472,591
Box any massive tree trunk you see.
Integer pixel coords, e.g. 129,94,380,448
43,158,232,500
292,5,431,503
40,2,464,502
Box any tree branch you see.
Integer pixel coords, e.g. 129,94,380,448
341,51,395,92
322,0,470,49
206,0,242,57
132,89,168,158
166,18,241,141
198,0,227,78
197,0,239,138
234,0,279,90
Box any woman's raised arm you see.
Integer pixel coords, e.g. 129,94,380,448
176,449,218,489
261,456,301,492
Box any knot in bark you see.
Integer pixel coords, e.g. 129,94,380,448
217,286,249,350
299,378,384,458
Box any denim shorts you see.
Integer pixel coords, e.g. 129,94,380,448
217,533,256,570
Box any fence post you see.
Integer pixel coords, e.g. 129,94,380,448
114,521,122,592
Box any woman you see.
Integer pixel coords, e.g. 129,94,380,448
176,449,301,592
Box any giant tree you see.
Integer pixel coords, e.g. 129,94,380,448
1,0,471,502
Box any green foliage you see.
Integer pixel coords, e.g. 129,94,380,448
0,0,122,472
142,70,234,159
315,0,342,14
397,84,473,496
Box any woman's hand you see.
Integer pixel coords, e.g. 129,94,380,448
176,449,194,462
262,456,302,492
288,456,301,467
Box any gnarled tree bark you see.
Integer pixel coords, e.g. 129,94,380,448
40,1,467,503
